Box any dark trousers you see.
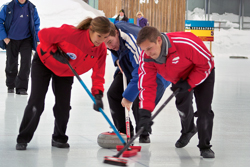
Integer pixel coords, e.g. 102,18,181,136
107,72,166,134
17,53,74,144
5,37,32,91
174,68,215,150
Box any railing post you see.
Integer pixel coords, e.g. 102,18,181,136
239,0,243,30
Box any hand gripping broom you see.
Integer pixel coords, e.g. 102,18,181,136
61,51,140,157
103,88,180,166
115,74,142,157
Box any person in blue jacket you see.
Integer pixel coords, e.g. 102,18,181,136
104,22,171,143
0,0,40,95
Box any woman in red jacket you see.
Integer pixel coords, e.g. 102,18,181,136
16,16,111,150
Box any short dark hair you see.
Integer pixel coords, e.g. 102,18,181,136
119,9,125,13
137,26,161,45
109,23,117,37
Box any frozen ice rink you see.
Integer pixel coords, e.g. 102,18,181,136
0,51,249,167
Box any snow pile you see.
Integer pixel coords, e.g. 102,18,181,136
214,28,250,56
35,0,104,28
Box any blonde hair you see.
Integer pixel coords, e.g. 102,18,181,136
76,16,111,34
136,11,144,17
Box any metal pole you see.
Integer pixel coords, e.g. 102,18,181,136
186,0,188,20
242,0,244,29
208,0,210,21
204,0,207,20
239,0,242,30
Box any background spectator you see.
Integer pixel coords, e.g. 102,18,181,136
114,9,128,24
136,11,148,28
0,0,40,95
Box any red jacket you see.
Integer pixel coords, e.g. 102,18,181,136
37,24,107,96
138,32,214,112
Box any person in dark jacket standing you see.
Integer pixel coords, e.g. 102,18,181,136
136,11,148,28
104,22,171,143
0,0,40,95
136,26,215,158
15,16,111,150
114,9,129,24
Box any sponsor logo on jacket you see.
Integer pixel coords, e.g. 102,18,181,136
172,56,179,64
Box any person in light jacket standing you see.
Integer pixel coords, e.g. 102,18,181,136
114,9,129,24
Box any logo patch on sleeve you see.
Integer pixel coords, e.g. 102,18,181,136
67,53,77,60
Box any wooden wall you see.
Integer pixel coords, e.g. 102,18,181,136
98,0,186,32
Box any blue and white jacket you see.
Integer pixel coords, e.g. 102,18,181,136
110,22,170,102
0,0,40,50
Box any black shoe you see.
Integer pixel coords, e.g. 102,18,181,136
16,143,27,150
16,89,28,95
52,139,70,148
200,148,215,158
175,127,197,148
139,135,150,143
8,88,14,93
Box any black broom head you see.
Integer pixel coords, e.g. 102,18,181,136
103,156,127,166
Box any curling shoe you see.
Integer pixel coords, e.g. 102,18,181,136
175,126,197,148
200,148,215,158
139,135,150,143
52,139,70,148
16,143,27,150
16,89,28,95
8,88,14,93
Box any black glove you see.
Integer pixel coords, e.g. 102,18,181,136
170,79,191,93
51,47,69,64
93,91,103,112
138,109,153,135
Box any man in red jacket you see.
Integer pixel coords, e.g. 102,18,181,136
136,26,215,158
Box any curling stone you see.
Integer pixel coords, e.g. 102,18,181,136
97,131,126,149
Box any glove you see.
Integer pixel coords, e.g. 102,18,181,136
170,79,191,93
93,91,103,112
52,48,69,64
138,109,153,135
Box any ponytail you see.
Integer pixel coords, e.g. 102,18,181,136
76,16,111,34
76,17,92,30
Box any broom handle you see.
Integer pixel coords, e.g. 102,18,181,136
65,60,127,145
123,73,131,143
115,88,180,158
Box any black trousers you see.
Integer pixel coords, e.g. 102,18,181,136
174,68,215,150
107,72,166,134
5,37,32,91
17,53,74,144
